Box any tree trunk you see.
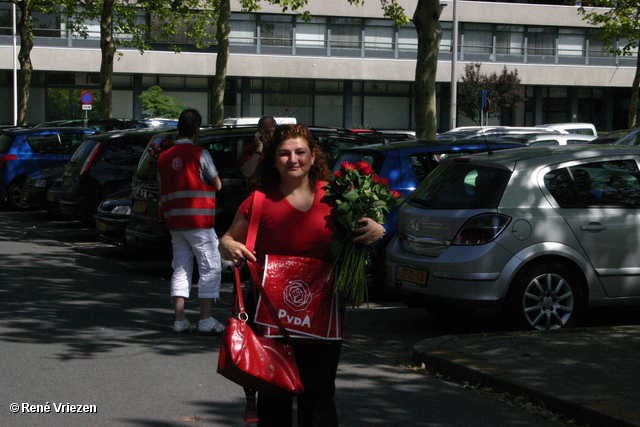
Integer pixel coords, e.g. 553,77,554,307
210,0,230,126
413,0,443,140
17,2,34,126
629,53,640,129
100,0,116,119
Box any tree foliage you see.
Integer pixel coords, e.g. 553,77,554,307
578,1,640,127
458,63,525,126
139,86,186,118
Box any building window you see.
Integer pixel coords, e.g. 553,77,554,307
295,16,326,48
230,14,256,45
440,22,460,53
260,14,293,47
496,25,523,55
399,23,418,51
463,23,493,54
330,18,362,49
587,29,612,57
558,28,585,57
527,27,556,56
364,19,394,50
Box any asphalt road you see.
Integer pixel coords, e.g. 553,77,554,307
0,207,588,426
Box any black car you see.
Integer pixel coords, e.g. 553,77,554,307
34,118,149,132
94,182,132,246
22,164,66,214
125,125,384,251
59,127,174,222
126,126,258,250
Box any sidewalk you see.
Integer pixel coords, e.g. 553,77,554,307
413,325,640,427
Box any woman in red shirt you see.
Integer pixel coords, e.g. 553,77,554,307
220,124,383,427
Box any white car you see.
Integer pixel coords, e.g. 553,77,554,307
534,122,597,136
500,133,596,146
387,145,640,330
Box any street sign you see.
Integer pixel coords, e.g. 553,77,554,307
80,91,93,105
82,104,92,110
478,90,489,110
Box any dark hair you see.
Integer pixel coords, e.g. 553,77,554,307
177,108,202,139
257,116,277,131
251,124,330,192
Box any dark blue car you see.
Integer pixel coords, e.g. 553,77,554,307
0,127,99,210
332,138,527,291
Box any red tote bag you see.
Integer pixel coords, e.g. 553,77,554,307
253,254,342,340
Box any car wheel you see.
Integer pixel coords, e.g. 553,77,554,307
507,261,584,331
7,179,30,210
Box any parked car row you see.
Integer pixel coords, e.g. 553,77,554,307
13,118,640,332
0,127,100,210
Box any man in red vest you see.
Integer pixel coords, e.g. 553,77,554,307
158,109,224,334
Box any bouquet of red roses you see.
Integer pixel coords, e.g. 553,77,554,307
324,161,404,306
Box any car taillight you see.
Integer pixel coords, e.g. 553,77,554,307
0,154,17,172
453,213,511,245
81,143,102,174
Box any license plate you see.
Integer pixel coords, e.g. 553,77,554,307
133,200,148,213
397,266,428,286
47,192,55,202
63,176,72,187
96,220,107,232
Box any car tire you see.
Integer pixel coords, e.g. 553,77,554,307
506,260,584,331
6,179,30,211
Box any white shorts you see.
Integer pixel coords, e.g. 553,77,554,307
169,228,221,299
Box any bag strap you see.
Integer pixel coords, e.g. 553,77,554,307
231,190,265,317
243,191,293,342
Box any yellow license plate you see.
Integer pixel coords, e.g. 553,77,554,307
96,220,107,232
47,192,55,202
398,266,428,286
133,200,148,213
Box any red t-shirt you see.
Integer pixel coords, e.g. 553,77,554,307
239,182,335,261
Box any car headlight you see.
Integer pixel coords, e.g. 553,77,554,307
111,205,132,216
34,179,48,188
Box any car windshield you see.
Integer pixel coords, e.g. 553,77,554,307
409,162,511,209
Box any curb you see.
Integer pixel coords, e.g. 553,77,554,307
412,337,640,427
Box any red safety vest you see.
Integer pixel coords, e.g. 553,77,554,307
158,143,216,229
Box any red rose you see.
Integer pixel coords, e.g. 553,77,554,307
390,190,401,198
333,171,342,178
341,162,355,171
379,177,389,186
355,161,373,175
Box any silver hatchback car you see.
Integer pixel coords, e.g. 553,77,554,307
387,145,640,330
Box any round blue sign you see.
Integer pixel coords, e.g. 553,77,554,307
81,91,93,105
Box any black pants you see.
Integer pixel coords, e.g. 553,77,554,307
257,340,343,427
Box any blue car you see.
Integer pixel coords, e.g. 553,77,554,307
332,138,527,291
0,127,99,210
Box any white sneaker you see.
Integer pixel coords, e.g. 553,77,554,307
198,317,225,334
173,319,195,333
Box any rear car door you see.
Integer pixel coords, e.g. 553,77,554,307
543,157,640,297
